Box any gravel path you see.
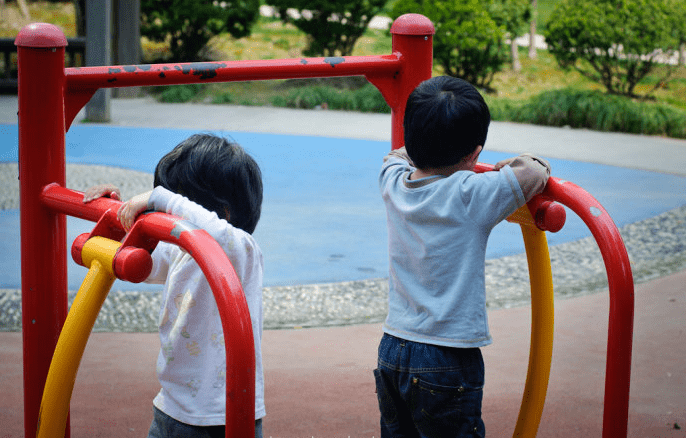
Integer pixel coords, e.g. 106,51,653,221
1,162,684,331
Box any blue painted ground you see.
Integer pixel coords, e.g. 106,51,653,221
2,124,685,290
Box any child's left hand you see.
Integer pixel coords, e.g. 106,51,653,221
494,157,516,171
117,190,153,232
83,183,121,203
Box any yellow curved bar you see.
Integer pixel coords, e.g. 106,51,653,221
511,216,555,438
37,237,120,438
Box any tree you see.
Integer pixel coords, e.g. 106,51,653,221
489,0,531,71
544,0,679,97
74,0,85,36
141,0,260,63
269,0,387,57
528,0,537,59
391,0,508,91
666,0,686,65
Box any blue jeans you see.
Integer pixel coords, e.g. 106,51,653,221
374,333,485,438
148,406,263,438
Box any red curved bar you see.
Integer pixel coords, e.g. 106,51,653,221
544,178,634,438
476,163,634,438
41,184,256,437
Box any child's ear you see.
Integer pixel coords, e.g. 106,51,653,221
468,146,483,166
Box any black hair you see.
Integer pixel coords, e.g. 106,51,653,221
154,133,263,235
403,76,491,169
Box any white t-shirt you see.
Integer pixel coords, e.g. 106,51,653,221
145,186,265,425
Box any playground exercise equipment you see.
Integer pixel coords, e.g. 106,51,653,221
15,14,633,438
36,185,257,438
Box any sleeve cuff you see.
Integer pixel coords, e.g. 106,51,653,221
148,186,176,212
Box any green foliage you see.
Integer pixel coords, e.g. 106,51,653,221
666,0,686,49
544,0,680,97
390,0,508,90
211,91,235,104
141,0,260,62
269,0,387,56
493,88,686,138
155,84,205,103
490,0,531,39
270,83,390,113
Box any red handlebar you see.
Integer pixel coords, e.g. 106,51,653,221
41,183,257,438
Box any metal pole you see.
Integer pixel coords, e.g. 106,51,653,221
388,14,435,150
15,22,69,438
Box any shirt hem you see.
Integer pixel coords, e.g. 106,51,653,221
154,398,266,425
383,324,493,349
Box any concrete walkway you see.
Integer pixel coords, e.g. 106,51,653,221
2,96,686,176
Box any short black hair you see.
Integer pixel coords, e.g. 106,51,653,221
154,133,263,234
403,76,490,169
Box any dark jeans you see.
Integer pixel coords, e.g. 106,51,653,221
148,406,263,438
374,333,485,438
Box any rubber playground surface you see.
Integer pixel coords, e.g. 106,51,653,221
1,121,686,290
1,97,686,436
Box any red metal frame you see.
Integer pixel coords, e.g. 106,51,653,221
15,15,435,438
15,14,633,438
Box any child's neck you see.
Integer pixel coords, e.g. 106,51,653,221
410,161,474,181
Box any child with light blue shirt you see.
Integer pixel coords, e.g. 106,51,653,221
375,76,551,437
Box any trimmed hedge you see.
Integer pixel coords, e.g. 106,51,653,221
270,83,391,113
151,83,685,139
493,89,686,139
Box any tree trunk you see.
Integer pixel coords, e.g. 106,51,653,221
512,38,521,71
680,43,686,66
528,0,537,60
74,0,87,36
17,0,30,20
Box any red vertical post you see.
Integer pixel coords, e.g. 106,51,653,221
15,23,69,438
388,14,435,150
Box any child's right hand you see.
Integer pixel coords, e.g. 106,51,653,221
82,183,121,203
117,190,153,232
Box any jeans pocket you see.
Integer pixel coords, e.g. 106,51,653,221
411,375,485,438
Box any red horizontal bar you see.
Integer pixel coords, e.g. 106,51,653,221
65,54,402,90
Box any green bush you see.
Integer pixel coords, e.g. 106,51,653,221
390,0,508,90
353,83,391,113
156,84,205,103
212,92,235,104
141,0,260,62
544,0,679,97
269,0,387,57
270,83,390,113
499,88,686,138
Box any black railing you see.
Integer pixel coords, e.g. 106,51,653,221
0,37,86,91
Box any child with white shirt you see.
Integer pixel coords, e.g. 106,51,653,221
85,133,265,438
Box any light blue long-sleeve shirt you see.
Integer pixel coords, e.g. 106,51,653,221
380,155,526,348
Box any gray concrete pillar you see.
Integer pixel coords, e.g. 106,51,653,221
114,0,141,98
85,0,112,122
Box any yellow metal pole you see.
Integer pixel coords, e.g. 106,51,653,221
36,237,120,438
505,206,555,437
